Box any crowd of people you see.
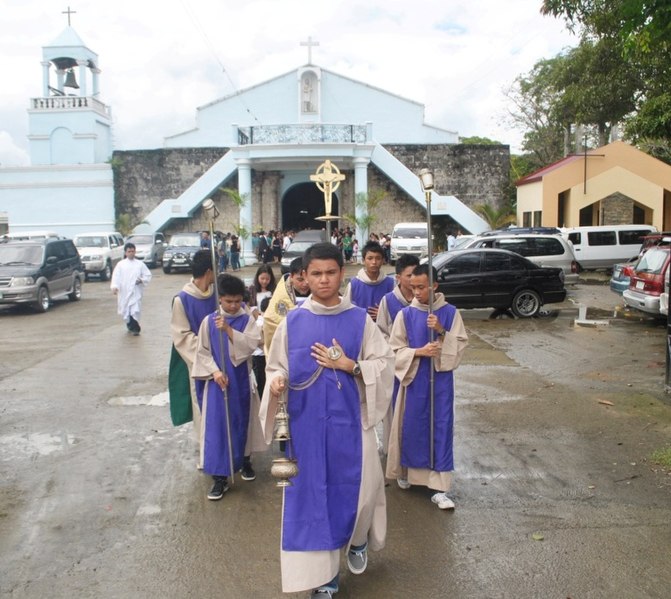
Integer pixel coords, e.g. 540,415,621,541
136,236,470,598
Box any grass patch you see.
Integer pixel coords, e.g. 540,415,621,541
650,446,671,468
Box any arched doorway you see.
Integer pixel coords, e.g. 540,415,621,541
282,182,339,231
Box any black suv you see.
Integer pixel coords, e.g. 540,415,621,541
162,232,203,274
0,238,84,312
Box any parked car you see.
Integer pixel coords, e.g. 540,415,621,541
125,232,167,268
73,232,125,281
390,222,429,264
162,232,202,274
280,229,328,273
458,233,579,284
660,267,669,317
0,238,84,312
611,234,671,296
432,248,567,318
622,245,671,316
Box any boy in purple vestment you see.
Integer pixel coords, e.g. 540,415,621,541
344,241,395,322
193,274,265,501
261,242,394,597
385,264,469,510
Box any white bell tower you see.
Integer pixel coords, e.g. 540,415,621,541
28,15,112,166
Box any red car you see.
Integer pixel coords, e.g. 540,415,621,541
622,245,671,316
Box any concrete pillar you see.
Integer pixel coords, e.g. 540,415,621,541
77,60,88,97
237,159,254,264
56,69,65,93
92,68,100,97
354,157,369,241
42,61,50,97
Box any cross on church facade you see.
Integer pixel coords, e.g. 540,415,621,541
62,6,77,26
300,36,319,64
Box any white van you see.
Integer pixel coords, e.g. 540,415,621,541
561,225,656,270
390,222,428,264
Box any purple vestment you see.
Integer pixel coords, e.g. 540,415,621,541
350,275,395,311
202,311,251,477
178,290,217,407
401,303,457,472
383,290,406,408
283,306,366,551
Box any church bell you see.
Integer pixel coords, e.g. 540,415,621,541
64,69,79,89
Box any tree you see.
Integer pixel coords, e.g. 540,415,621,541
342,188,387,240
115,213,148,237
472,204,517,230
541,0,671,162
459,136,503,145
219,187,250,241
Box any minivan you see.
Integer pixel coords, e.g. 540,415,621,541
390,222,428,264
561,225,656,270
459,233,579,284
0,238,84,312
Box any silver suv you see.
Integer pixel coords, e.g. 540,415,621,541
459,233,579,284
125,232,167,268
0,238,84,312
73,232,125,281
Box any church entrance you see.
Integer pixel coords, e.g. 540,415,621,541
281,182,339,231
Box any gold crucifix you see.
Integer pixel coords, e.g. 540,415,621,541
310,160,345,216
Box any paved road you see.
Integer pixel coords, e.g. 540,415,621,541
1,265,670,598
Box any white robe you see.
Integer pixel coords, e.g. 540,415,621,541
260,296,394,593
110,258,152,321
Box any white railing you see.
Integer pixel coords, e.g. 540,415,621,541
31,96,111,117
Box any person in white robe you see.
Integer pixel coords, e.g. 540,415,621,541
110,242,152,335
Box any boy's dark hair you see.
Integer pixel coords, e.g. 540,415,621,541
412,263,438,281
192,249,214,278
395,253,420,274
124,242,136,252
217,273,245,297
361,241,384,259
259,296,270,313
289,256,304,275
303,242,343,269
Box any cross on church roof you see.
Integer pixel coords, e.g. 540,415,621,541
62,5,77,26
300,36,319,65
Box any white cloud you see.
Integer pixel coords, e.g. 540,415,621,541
0,0,578,165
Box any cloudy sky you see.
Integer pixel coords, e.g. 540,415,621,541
0,0,578,166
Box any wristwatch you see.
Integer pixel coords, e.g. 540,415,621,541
352,361,362,376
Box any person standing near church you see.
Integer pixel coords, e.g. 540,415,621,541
168,250,217,456
260,242,394,597
110,242,152,335
343,240,395,322
192,274,267,500
375,253,420,453
385,263,469,510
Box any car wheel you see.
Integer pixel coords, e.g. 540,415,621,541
511,289,541,318
150,254,158,269
100,261,112,281
84,273,90,282
163,265,171,274
68,278,82,301
33,286,50,313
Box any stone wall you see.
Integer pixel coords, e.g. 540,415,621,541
112,144,509,237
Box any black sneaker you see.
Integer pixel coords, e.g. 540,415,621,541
241,457,256,481
207,476,229,500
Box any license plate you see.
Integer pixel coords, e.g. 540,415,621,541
173,258,185,264
636,280,645,290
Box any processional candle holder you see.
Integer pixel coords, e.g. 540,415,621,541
270,394,299,487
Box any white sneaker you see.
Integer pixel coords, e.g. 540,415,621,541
431,492,455,510
397,478,411,490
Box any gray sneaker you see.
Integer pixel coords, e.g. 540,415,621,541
309,590,334,598
347,542,368,575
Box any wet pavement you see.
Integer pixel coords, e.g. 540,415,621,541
1,264,670,598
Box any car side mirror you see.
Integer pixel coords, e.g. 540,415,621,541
439,270,448,280
46,255,58,264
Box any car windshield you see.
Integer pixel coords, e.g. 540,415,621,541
0,244,43,265
636,248,668,274
286,241,314,253
393,228,426,239
126,235,153,245
170,234,201,247
75,236,108,248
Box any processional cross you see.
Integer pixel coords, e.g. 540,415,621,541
311,160,345,238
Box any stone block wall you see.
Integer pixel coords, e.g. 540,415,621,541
112,144,509,237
